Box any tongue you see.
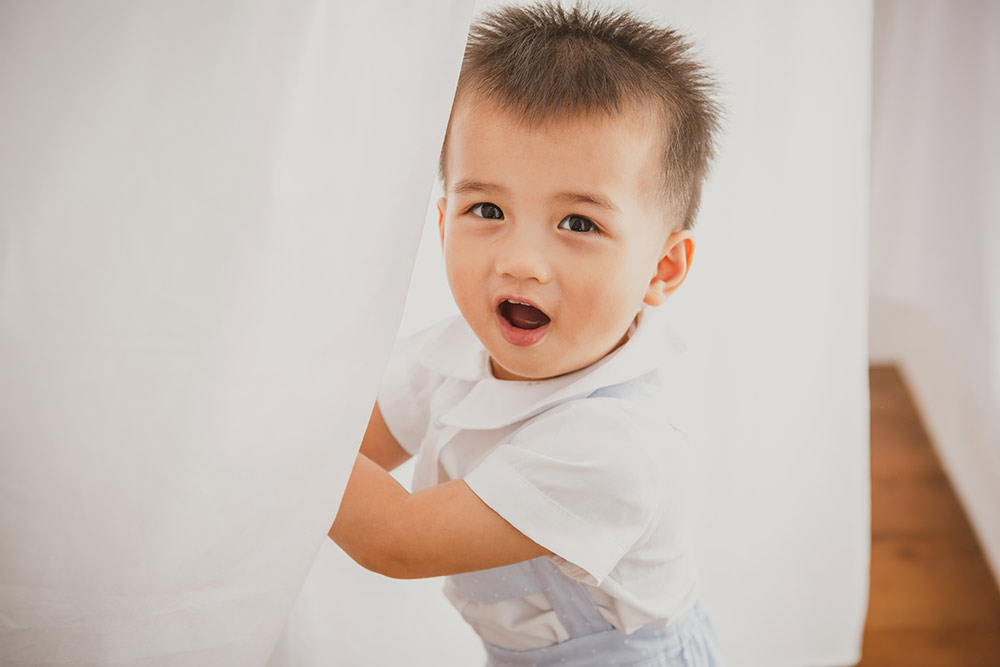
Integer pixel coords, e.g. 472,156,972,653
504,302,550,329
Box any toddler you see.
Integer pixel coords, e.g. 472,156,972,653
330,3,724,665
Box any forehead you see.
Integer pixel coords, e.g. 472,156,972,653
444,96,665,207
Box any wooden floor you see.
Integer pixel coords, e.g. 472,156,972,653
858,367,1000,666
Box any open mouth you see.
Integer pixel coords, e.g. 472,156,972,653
498,300,551,330
495,299,551,347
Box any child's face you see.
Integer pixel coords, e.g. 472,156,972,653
438,97,693,381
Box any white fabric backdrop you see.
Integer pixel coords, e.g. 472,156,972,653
870,0,1000,583
276,1,872,666
0,1,871,666
0,1,472,665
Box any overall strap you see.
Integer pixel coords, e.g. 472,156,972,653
527,559,613,639
448,559,546,601
448,558,615,640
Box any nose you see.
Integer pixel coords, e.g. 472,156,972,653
493,225,552,284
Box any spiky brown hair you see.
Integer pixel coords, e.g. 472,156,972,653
440,2,721,229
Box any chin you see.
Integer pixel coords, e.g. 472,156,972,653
491,355,551,381
507,355,581,381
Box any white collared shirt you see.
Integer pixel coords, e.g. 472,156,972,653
378,307,699,648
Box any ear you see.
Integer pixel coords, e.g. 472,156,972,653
643,230,695,306
436,197,447,250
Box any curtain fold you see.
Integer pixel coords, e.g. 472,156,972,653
0,2,472,665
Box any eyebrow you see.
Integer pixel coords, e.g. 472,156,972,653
451,179,619,213
554,190,619,212
450,179,510,196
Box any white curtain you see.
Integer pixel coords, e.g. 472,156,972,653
0,1,472,665
277,1,873,666
1,2,872,666
870,0,1000,582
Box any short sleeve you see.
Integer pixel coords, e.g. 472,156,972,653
377,328,446,455
463,398,668,585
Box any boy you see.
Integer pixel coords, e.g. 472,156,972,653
330,3,723,664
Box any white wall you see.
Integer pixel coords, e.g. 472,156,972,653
869,0,1000,584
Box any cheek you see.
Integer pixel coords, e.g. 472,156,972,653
569,251,631,299
564,270,622,319
444,242,481,294
564,257,645,322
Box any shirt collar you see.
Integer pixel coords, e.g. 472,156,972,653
416,307,684,431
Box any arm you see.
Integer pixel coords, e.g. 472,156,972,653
359,401,411,471
329,453,550,579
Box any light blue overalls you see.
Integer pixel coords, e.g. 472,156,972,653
449,557,724,667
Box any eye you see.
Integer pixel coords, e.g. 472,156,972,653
469,203,504,220
558,215,599,233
